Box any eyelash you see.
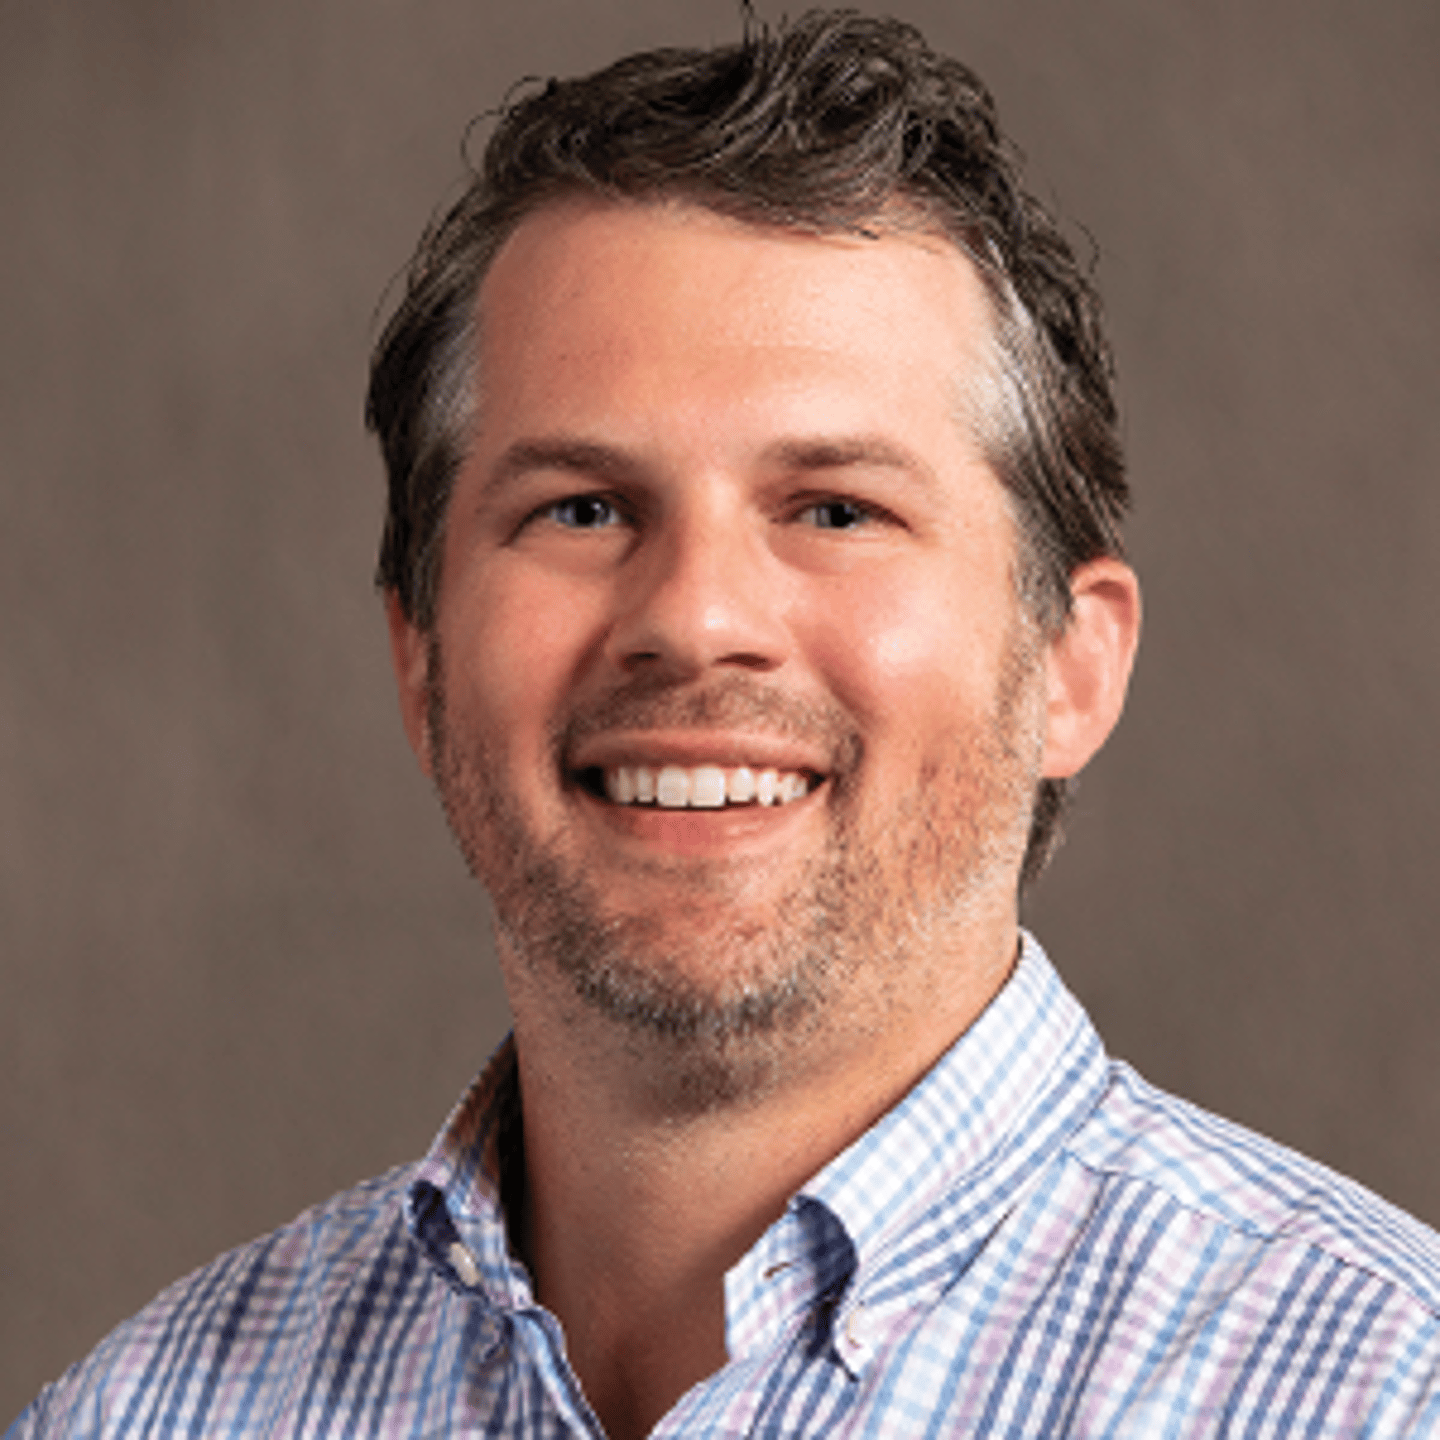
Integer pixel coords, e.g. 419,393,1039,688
525,490,892,536
540,494,628,530
794,499,873,530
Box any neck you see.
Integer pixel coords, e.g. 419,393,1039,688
500,913,1020,1438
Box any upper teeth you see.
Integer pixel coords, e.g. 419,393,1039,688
604,764,811,808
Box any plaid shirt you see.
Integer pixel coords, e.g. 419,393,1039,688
12,935,1440,1436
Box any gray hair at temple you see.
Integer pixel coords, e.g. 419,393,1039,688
366,7,1130,884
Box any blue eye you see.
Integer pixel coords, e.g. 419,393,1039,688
800,500,870,529
545,495,622,529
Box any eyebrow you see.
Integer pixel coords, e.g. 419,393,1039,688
757,435,933,483
482,438,648,499
479,431,938,506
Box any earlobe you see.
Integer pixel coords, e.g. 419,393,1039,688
1041,558,1142,780
384,590,435,777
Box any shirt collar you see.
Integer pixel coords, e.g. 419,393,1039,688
404,933,1107,1338
726,932,1109,1361
803,931,1105,1257
406,1035,533,1311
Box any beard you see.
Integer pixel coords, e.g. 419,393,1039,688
425,629,1044,1115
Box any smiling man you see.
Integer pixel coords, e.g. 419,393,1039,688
384,198,1127,1430
398,199,1096,1110
13,11,1440,1439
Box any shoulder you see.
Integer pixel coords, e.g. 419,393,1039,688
885,1061,1440,1432
1069,1060,1440,1315
11,1164,437,1439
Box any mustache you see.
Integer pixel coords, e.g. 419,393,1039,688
556,672,863,773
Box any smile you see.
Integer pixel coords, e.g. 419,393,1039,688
594,764,817,809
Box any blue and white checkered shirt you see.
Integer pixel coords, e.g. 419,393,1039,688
12,935,1440,1436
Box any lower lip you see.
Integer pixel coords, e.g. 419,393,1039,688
576,784,826,856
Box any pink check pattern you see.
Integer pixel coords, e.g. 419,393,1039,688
13,935,1440,1436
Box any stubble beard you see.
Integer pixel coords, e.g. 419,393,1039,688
426,632,1044,1116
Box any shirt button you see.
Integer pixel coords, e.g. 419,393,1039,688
448,1240,481,1287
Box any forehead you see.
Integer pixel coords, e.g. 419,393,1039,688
472,198,999,448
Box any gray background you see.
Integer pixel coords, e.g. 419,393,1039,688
3,0,1438,1419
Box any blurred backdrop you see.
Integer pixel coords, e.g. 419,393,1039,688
4,0,1438,1417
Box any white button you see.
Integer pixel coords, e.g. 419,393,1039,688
448,1240,480,1287
844,1306,866,1348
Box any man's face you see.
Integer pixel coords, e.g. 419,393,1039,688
406,200,1049,1099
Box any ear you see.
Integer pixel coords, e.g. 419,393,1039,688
1041,557,1141,779
385,590,435,777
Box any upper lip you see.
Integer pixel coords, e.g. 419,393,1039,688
567,730,831,777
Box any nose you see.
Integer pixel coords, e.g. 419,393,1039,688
605,492,790,679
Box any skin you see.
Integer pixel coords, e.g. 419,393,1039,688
388,198,1140,1438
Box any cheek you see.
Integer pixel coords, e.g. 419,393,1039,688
437,567,598,762
802,572,1006,743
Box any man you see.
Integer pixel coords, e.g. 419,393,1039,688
12,11,1440,1437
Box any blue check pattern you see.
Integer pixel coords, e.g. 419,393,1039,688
12,934,1440,1436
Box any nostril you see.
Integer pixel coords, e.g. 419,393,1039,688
723,650,780,670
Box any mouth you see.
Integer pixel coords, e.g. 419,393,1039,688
577,763,822,809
